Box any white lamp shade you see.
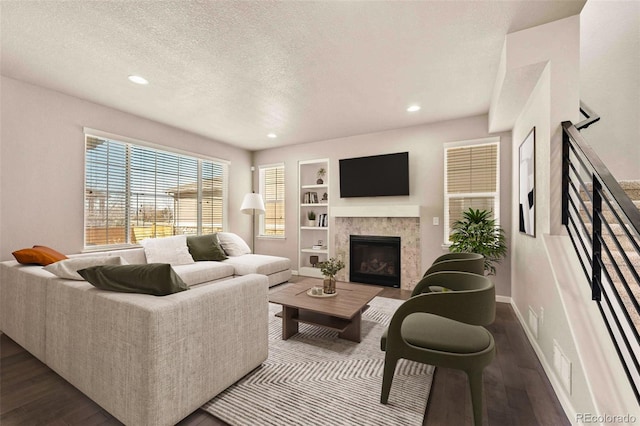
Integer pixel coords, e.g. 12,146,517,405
240,193,266,214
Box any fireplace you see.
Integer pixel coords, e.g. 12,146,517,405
349,235,401,287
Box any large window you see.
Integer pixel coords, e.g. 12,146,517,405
84,131,228,248
259,164,285,237
444,139,500,243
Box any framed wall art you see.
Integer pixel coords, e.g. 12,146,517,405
518,128,536,237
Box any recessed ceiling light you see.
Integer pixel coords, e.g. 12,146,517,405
407,105,421,112
128,75,149,85
267,133,278,139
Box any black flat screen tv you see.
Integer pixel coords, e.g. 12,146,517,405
339,152,409,198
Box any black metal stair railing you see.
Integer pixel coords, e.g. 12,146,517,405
562,120,640,403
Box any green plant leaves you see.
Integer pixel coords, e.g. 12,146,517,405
449,208,507,275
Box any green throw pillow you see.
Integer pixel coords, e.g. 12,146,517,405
186,234,228,261
78,263,189,296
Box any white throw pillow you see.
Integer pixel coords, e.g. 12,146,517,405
217,232,252,256
140,235,195,265
44,256,129,280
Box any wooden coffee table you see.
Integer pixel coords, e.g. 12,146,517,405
268,281,383,343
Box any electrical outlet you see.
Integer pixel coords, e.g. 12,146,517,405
540,307,544,326
433,217,439,226
553,340,572,394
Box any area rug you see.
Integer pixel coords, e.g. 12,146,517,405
201,297,434,426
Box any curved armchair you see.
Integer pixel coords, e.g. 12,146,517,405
421,252,484,280
380,271,495,426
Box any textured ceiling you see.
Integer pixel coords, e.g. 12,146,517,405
1,1,585,151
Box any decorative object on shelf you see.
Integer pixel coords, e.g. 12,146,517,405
307,211,316,227
310,255,319,267
449,208,507,275
303,192,319,204
240,192,265,252
316,168,326,184
317,257,345,295
322,192,328,201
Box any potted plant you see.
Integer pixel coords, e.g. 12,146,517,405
449,208,507,275
316,168,326,184
317,257,345,294
307,211,316,227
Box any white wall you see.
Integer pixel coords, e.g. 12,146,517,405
580,0,640,180
0,77,253,260
507,12,640,418
511,66,595,416
253,114,513,296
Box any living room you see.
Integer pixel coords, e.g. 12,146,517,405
2,1,640,425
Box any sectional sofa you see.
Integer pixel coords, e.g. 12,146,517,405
0,233,292,425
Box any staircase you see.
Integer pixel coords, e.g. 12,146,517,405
581,180,640,329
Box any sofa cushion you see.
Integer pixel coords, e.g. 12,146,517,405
171,262,235,286
77,263,189,296
217,232,251,256
223,254,291,276
44,256,129,280
141,235,194,265
186,234,227,261
12,245,68,265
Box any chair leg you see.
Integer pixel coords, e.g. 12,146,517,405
380,354,399,404
467,370,485,426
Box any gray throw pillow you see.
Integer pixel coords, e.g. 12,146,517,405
77,263,189,296
186,234,228,261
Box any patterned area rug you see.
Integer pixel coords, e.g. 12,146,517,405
201,297,434,426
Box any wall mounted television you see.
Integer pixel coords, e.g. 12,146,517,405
339,152,409,198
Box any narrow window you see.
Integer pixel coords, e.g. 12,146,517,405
444,140,500,243
259,164,285,237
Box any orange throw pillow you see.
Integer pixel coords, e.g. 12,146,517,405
12,245,68,266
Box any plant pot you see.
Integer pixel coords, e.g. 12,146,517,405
323,276,336,294
317,178,324,184
307,220,316,227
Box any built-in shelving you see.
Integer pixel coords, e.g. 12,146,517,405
298,158,330,278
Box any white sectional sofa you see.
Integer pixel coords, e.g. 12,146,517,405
0,235,292,425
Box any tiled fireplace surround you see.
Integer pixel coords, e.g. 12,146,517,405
332,206,421,291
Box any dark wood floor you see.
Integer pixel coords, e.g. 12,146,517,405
1,279,569,426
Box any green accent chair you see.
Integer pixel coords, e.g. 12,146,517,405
422,252,484,278
380,271,496,426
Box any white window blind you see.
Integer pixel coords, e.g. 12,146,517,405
259,164,285,237
444,141,499,243
85,134,227,248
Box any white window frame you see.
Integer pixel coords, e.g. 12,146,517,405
83,128,229,250
258,163,285,238
443,137,500,245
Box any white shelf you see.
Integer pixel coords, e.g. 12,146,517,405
301,248,329,254
299,158,330,279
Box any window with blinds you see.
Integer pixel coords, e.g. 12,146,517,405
259,164,285,237
444,141,500,243
85,134,227,248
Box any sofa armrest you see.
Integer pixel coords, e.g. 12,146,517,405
45,273,269,426
0,262,51,361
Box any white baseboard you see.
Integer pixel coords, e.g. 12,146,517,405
496,295,511,304
510,300,577,424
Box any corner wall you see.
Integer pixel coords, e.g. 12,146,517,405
0,77,253,260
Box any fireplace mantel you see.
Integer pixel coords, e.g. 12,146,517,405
331,205,420,218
